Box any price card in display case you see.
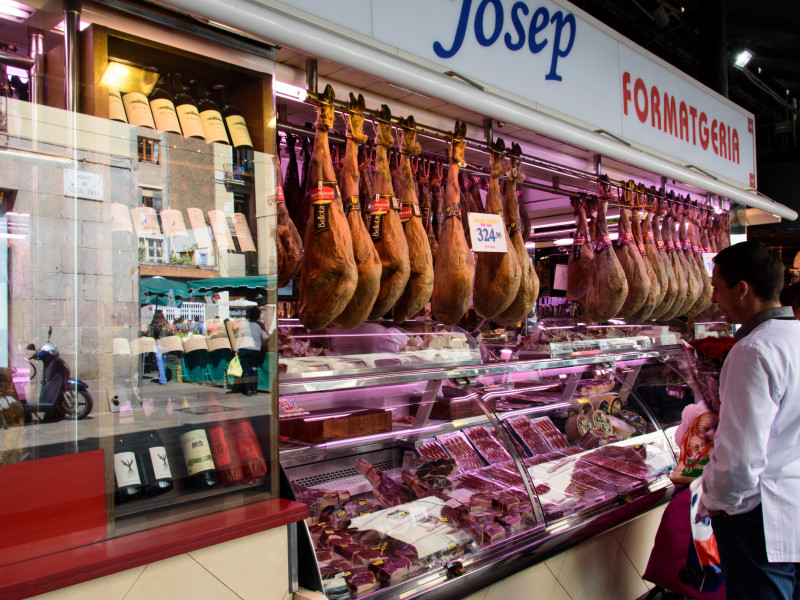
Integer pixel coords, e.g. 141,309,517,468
467,213,508,252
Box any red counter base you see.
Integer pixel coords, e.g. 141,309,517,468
0,498,307,600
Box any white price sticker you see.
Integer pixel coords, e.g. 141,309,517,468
702,252,717,277
467,213,508,252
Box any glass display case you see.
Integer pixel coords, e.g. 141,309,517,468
279,344,692,600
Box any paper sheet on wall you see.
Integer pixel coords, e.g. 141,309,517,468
208,209,235,251
187,207,213,249
130,206,161,236
231,212,256,252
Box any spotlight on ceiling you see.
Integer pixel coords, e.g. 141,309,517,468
734,49,754,69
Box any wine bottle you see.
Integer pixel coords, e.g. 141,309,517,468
169,73,205,140
148,74,182,134
135,430,174,496
208,423,245,486
108,87,128,123
190,79,229,145
179,427,218,489
113,435,143,503
230,420,267,482
121,90,156,129
212,84,253,149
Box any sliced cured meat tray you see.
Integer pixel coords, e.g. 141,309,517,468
574,459,642,495
506,417,552,456
581,450,651,481
464,426,513,464
474,464,525,487
417,439,450,460
437,431,484,472
531,417,570,450
450,472,505,493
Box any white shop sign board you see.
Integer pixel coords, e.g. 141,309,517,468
275,0,755,187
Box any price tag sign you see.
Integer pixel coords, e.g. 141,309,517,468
467,213,508,252
702,252,717,277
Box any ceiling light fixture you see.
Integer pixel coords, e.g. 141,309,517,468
274,80,307,102
733,49,754,69
0,0,33,22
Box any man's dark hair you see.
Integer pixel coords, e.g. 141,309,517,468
713,240,783,301
781,282,800,308
247,306,261,321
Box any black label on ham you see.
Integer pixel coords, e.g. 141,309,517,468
444,203,461,219
314,203,331,233
344,195,360,215
370,213,384,240
422,207,430,229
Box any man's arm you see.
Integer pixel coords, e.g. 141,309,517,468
702,345,780,512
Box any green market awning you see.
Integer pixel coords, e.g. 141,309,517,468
140,277,191,306
187,276,275,298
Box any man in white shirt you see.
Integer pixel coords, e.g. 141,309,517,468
701,241,800,600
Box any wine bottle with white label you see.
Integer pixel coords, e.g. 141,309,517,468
114,436,143,503
122,91,156,129
134,430,174,496
179,427,218,489
108,87,128,123
169,73,205,140
190,79,229,145
212,84,253,149
148,74,182,134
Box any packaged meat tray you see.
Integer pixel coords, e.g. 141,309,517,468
474,464,525,488
506,417,552,455
417,439,450,460
437,431,484,472
531,416,570,449
464,426,513,464
450,472,504,493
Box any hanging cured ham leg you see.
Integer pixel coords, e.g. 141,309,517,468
275,142,303,288
566,195,594,308
685,201,712,316
297,85,358,330
367,105,411,319
586,183,627,322
627,181,660,323
473,139,521,319
418,159,438,258
646,186,677,320
332,94,382,329
431,159,445,245
495,143,538,326
612,179,649,319
432,121,475,325
658,196,688,321
673,197,702,317
392,116,434,323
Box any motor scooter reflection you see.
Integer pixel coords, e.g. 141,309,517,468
22,327,93,421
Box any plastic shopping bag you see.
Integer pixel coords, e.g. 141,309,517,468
643,484,725,600
685,476,724,593
227,355,243,378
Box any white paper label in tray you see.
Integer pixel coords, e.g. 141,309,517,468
349,497,462,558
467,213,508,252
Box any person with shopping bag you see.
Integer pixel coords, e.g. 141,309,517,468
700,242,800,600
235,306,269,396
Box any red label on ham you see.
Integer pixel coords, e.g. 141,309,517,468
657,240,666,252
643,231,654,242
372,194,392,214
620,231,636,246
277,185,285,203
311,183,336,204
666,240,676,252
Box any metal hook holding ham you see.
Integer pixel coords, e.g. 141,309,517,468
472,138,521,319
392,115,434,324
331,93,382,329
432,121,475,325
297,84,358,330
367,104,411,320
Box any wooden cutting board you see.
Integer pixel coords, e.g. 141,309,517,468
280,405,391,442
